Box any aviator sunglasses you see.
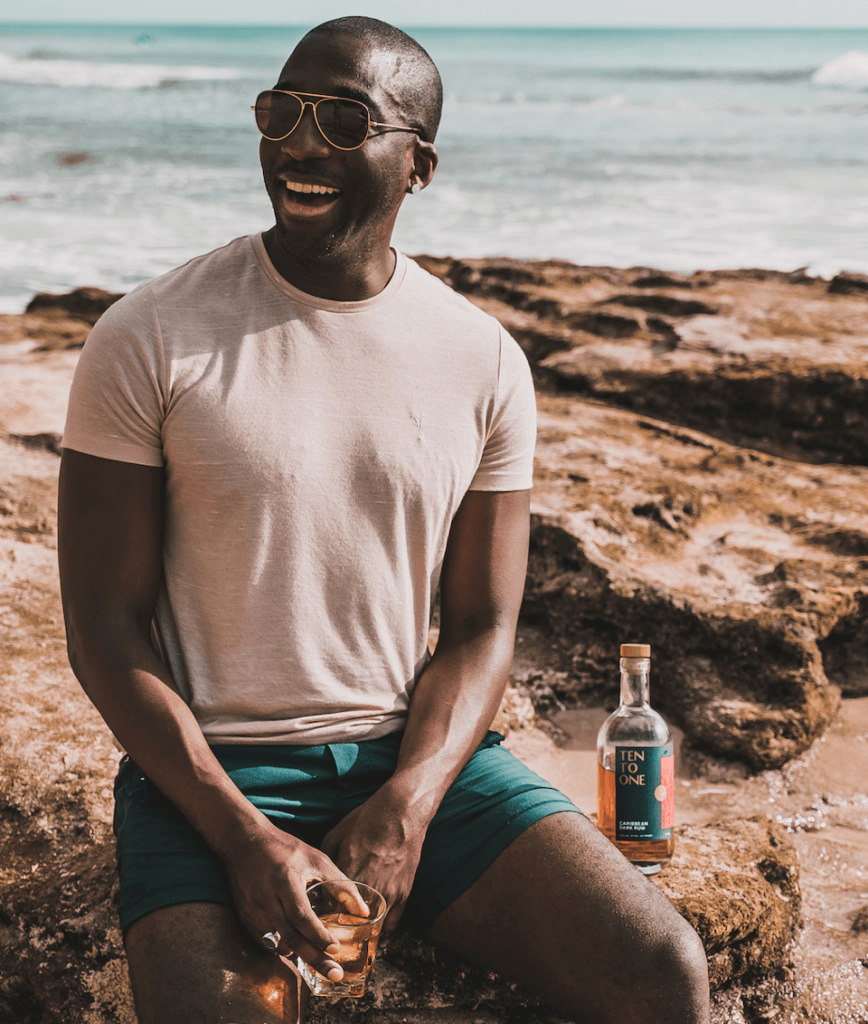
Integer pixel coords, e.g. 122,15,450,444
253,90,423,151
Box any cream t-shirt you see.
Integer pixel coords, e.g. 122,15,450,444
63,235,536,744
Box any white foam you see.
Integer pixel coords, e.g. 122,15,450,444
0,52,243,90
812,51,868,90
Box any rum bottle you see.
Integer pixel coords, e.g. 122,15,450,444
596,643,674,873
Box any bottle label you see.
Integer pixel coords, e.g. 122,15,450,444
615,745,674,842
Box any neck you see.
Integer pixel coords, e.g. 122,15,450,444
262,227,397,301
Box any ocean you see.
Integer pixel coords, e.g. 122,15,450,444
1,23,867,311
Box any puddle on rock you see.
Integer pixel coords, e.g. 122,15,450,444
507,696,868,1022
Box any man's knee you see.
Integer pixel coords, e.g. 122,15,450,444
125,902,304,1024
632,911,710,1023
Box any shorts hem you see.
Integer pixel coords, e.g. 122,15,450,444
120,885,232,935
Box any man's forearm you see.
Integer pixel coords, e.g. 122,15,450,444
385,623,515,825
69,625,271,861
382,489,530,826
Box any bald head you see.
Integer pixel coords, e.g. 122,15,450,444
301,17,443,143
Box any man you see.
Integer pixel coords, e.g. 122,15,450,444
58,17,710,1024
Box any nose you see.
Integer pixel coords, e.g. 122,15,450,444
280,102,331,160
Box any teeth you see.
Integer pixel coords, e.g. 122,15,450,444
286,181,339,195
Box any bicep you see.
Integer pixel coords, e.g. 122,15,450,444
58,449,164,637
438,489,530,641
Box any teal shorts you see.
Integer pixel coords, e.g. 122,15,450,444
113,730,581,936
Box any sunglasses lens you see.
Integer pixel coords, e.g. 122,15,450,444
315,99,369,148
254,91,302,140
254,92,370,148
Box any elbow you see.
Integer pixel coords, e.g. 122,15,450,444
61,603,123,698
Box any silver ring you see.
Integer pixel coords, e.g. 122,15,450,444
261,930,280,951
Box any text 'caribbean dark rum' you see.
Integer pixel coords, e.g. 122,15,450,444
596,643,674,874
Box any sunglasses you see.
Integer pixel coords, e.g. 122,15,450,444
252,90,423,151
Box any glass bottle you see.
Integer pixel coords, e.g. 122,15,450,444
596,643,675,873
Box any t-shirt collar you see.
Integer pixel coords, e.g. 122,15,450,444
250,233,407,312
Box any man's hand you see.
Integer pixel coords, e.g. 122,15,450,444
319,490,531,936
222,818,367,979
320,782,428,933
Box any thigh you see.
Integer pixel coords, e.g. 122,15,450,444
401,733,581,935
425,812,709,1024
125,901,306,1024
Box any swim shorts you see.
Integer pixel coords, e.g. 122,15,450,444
113,730,582,936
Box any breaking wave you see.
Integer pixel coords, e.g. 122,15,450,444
0,51,243,90
812,51,868,90
593,67,812,83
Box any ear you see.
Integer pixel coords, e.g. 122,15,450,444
410,140,439,192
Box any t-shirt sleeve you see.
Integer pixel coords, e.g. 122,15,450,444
469,328,537,491
62,287,166,467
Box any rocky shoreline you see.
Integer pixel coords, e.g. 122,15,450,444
1,264,867,1022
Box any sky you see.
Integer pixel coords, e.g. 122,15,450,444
2,0,868,27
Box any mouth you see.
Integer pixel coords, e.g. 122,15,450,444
280,179,342,218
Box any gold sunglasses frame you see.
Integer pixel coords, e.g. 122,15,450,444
252,90,423,151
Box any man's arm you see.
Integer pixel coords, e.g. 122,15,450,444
321,487,530,928
57,449,351,976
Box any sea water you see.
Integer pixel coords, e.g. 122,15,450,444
1,24,867,311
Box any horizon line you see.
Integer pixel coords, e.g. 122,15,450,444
2,21,868,31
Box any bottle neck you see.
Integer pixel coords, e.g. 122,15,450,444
620,657,650,707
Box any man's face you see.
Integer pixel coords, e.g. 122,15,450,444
259,33,418,266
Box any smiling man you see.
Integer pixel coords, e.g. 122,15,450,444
57,16,710,1024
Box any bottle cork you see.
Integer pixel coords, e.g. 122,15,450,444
620,643,651,657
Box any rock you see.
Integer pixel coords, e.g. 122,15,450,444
4,431,64,456
829,272,868,296
0,288,125,351
416,256,868,467
522,395,865,768
304,818,802,1023
8,259,866,1018
0,439,133,1023
0,802,801,1023
57,151,96,166
25,286,124,327
0,434,803,1022
415,255,868,769
653,818,801,990
0,312,93,350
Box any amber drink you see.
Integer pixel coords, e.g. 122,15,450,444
596,643,674,873
297,881,387,998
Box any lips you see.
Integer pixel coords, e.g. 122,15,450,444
277,177,342,220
